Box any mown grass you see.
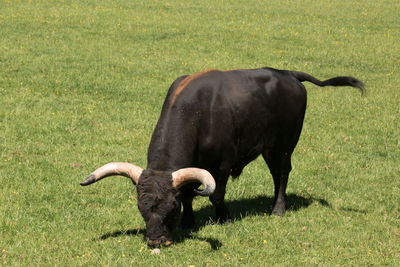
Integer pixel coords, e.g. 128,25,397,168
1,0,399,265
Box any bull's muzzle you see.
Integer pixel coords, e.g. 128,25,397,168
147,237,173,248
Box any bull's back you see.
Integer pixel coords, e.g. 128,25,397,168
150,68,307,172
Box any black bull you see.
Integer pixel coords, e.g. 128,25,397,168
80,67,364,247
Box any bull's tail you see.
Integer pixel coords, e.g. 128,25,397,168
290,71,365,95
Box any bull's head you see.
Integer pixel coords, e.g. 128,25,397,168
80,162,215,247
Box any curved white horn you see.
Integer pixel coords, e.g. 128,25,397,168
80,162,143,186
171,168,216,196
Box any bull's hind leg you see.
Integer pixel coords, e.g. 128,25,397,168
263,150,293,215
264,100,305,215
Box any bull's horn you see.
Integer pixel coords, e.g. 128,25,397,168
171,168,216,196
80,162,143,186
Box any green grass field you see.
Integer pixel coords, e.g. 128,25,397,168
1,0,399,265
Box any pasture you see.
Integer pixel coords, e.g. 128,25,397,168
1,0,399,265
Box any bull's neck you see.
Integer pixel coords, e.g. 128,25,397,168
146,108,198,171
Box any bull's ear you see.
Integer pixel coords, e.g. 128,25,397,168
80,162,143,186
171,168,216,196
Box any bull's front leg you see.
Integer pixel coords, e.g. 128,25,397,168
209,171,231,223
180,193,195,229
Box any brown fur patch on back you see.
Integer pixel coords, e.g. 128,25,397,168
169,69,217,108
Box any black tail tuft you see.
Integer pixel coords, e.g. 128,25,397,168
291,71,366,96
322,76,366,95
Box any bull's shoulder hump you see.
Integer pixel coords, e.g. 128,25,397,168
169,69,222,107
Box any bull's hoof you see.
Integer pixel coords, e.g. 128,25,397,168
219,218,233,224
216,215,232,224
270,206,286,216
271,201,286,216
270,210,285,216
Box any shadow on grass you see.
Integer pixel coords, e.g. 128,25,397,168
339,207,367,214
98,194,330,249
99,228,146,240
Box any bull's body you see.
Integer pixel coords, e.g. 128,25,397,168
149,67,310,224
81,67,364,247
